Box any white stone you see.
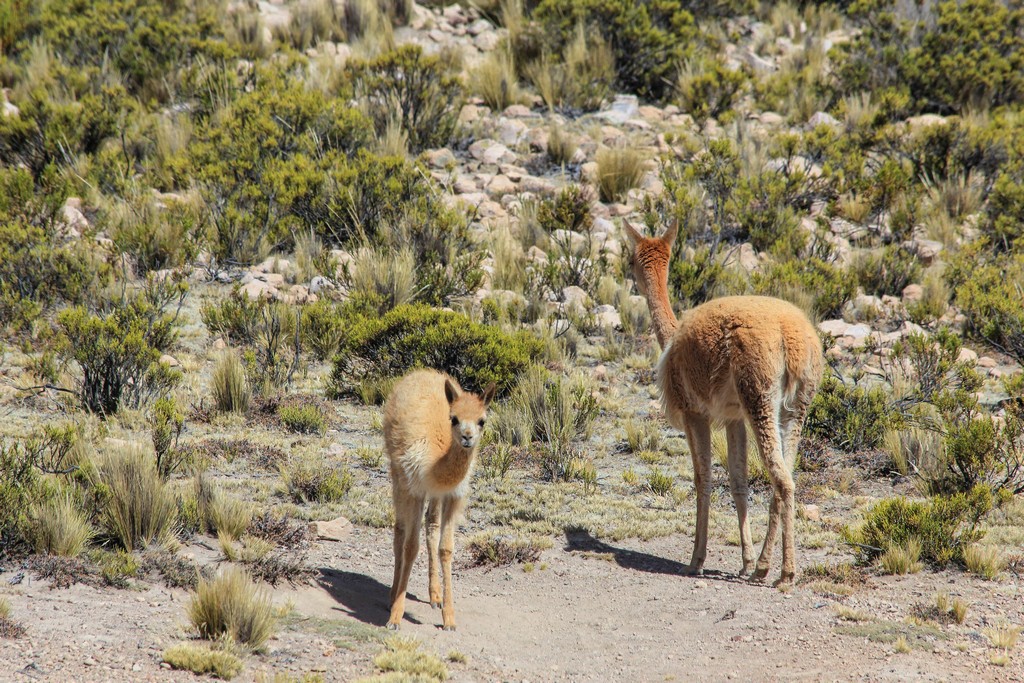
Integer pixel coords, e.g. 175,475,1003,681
314,516,352,542
818,319,849,337
594,94,639,124
807,111,841,129
593,304,621,329
901,284,924,303
159,354,180,368
240,279,277,301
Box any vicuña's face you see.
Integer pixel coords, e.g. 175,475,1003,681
450,407,486,449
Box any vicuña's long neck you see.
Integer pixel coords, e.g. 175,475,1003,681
643,272,678,349
434,442,474,487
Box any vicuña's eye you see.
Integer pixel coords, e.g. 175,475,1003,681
450,416,458,426
478,418,485,427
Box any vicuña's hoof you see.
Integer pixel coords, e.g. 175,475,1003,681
442,624,456,632
386,622,399,631
430,601,442,609
749,567,769,583
773,572,795,589
681,564,705,576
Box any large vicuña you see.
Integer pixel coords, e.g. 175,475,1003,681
383,369,496,631
624,219,824,586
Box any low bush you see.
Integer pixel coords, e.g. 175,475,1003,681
948,249,1024,362
0,598,27,639
675,55,745,125
752,257,857,320
465,532,550,567
162,643,243,680
595,147,646,203
853,244,922,298
188,566,276,650
278,404,327,435
281,456,352,504
348,44,461,154
151,396,186,479
806,374,896,452
843,486,995,568
329,304,543,398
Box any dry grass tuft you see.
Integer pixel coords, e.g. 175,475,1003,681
188,567,277,651
964,544,1004,580
880,538,924,575
465,533,551,568
93,445,177,552
595,147,646,203
0,598,27,639
471,49,524,112
163,642,244,680
29,491,93,557
211,351,251,414
371,635,448,681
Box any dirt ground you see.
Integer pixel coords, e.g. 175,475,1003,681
3,521,1022,682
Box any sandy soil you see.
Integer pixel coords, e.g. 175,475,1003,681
3,523,1022,682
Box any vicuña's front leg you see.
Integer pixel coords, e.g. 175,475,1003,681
726,420,755,576
387,493,424,630
425,498,442,608
438,495,464,631
683,415,712,575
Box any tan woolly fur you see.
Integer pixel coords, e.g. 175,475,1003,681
383,369,496,631
623,219,824,586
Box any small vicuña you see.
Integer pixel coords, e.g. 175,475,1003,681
624,219,824,586
383,369,496,631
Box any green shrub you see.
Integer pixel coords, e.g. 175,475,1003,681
532,0,702,100
675,55,745,125
843,486,994,567
329,304,543,397
151,396,185,479
90,548,140,588
281,456,352,504
106,191,203,274
752,257,857,320
278,404,327,435
948,249,1024,362
0,441,46,552
29,491,92,557
162,643,243,680
300,299,346,362
93,445,177,552
853,244,922,298
56,299,181,415
805,375,895,452
984,173,1024,252
188,566,276,651
348,44,461,154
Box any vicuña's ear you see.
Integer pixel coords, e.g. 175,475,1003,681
622,220,645,244
481,382,497,407
444,379,459,405
661,218,679,249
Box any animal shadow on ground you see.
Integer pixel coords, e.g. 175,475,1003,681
316,567,423,626
563,530,749,585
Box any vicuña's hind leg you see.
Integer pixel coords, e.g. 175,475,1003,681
750,405,795,586
682,414,712,575
725,420,755,576
439,495,464,631
387,491,425,629
426,498,442,608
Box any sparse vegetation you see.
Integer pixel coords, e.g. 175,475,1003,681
188,566,277,651
92,444,178,552
162,643,244,680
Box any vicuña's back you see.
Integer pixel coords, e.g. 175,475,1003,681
624,219,824,586
382,369,495,631
659,295,822,430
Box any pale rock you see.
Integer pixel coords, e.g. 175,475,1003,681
519,176,556,194
957,347,978,364
442,4,465,24
212,338,227,351
334,43,351,66
422,147,455,168
474,31,501,51
476,200,507,219
451,191,488,207
527,246,548,266
290,284,313,303
906,114,947,130
580,161,599,183
978,356,998,369
914,239,943,265
61,200,90,236
2,100,18,118
759,111,785,127
593,364,608,381
741,48,775,73
454,177,478,194
467,18,492,36
240,279,277,301
593,304,621,329
594,94,639,124
818,319,849,337
551,229,587,252
255,256,291,274
901,283,924,304
853,293,883,312
801,504,821,522
625,118,652,131
497,117,528,145
637,105,665,122
428,28,446,42
807,111,841,129
482,143,514,165
159,354,180,368
314,516,353,542
502,104,535,118
309,275,334,295
599,236,622,257
486,174,516,197
458,104,485,125
561,286,590,312
260,272,285,288
526,126,549,151
487,289,528,308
